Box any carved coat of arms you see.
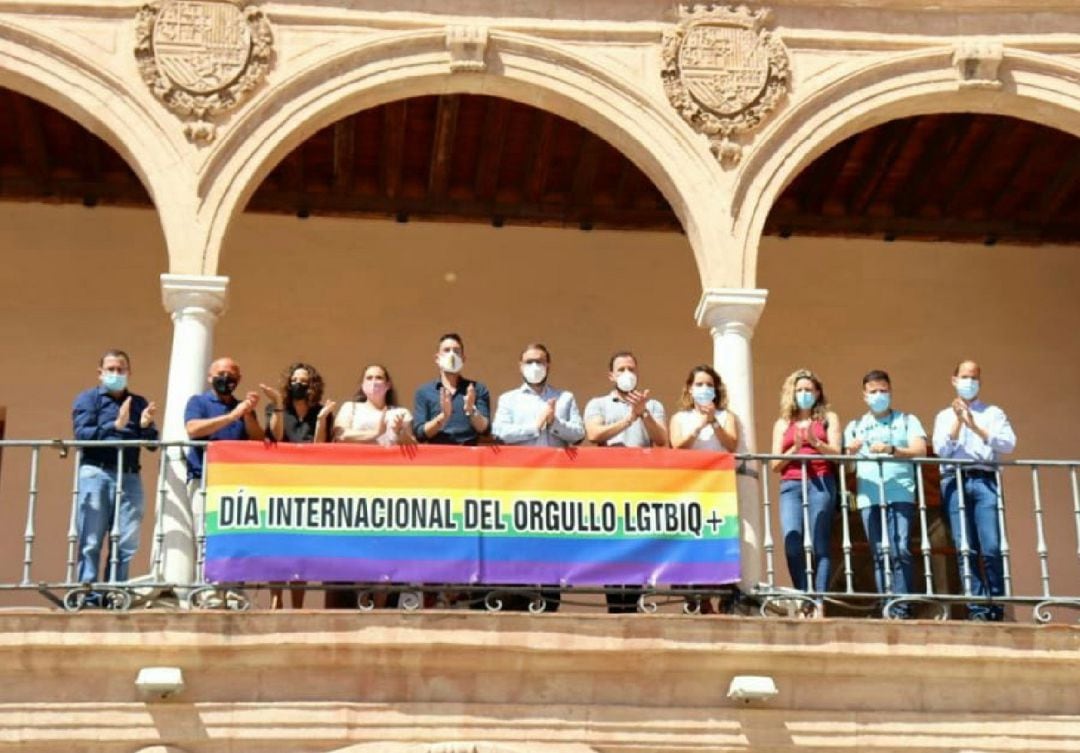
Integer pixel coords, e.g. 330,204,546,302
662,5,790,165
135,1,274,142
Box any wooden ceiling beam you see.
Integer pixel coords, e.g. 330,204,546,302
845,118,919,216
940,117,1013,217
381,100,408,200
525,112,556,203
891,115,963,218
331,117,356,193
428,94,461,199
10,94,50,191
1037,143,1080,227
568,132,603,220
474,98,508,201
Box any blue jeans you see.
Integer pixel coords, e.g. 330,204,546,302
780,475,837,592
76,465,144,583
941,472,1004,620
860,502,915,598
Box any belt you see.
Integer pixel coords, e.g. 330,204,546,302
960,468,996,479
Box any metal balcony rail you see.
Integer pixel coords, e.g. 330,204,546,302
751,452,1080,623
0,440,1078,621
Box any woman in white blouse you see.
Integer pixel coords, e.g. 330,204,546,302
668,364,740,614
669,364,739,452
333,364,415,446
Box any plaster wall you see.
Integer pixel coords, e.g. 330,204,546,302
0,203,1078,603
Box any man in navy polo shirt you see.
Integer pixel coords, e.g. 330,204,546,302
72,349,158,584
413,333,490,445
184,356,264,484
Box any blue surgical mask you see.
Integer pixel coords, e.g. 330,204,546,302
691,385,715,406
955,377,980,401
865,391,891,413
795,391,815,411
101,372,127,393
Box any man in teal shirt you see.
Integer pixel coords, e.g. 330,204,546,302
844,370,927,616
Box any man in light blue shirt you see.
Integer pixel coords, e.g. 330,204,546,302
493,343,584,448
932,360,1017,621
843,370,927,616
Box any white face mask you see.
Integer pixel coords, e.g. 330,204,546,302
522,362,547,385
615,371,638,393
438,351,463,374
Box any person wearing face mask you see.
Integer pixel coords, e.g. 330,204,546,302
260,362,336,445
492,343,585,448
184,356,265,485
584,350,668,613
843,370,927,617
71,349,158,589
413,333,490,445
334,364,415,446
669,365,739,452
932,360,1016,621
668,365,739,614
257,362,335,609
770,368,842,607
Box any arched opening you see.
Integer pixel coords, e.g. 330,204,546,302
750,111,1080,605
214,93,707,607
0,86,172,597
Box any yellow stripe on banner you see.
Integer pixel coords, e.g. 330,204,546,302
207,462,736,494
204,485,738,516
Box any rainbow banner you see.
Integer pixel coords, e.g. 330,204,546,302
203,442,740,585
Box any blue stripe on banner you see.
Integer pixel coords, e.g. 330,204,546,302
205,532,739,564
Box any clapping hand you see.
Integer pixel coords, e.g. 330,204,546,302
140,401,157,429
464,384,477,416
115,397,132,429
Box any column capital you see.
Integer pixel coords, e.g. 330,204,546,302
161,274,229,318
694,288,768,333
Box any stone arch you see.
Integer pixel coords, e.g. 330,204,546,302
196,28,725,286
732,46,1080,287
0,19,193,271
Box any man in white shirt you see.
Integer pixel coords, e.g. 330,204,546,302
493,343,585,448
584,350,668,613
931,360,1017,621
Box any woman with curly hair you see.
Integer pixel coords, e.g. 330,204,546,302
669,364,740,613
770,368,841,601
259,362,336,609
669,364,739,452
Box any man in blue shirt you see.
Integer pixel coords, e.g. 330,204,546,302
932,360,1016,621
71,349,158,584
184,356,264,482
843,370,927,617
413,333,490,445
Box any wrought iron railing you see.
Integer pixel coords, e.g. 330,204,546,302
0,439,1078,621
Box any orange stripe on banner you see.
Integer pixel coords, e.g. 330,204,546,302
207,462,736,494
206,441,736,472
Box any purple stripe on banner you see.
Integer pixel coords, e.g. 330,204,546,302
205,557,739,586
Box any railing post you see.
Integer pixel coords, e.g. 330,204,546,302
801,460,814,592
65,448,82,584
760,470,775,589
21,446,41,586
838,464,853,594
1030,465,1051,599
995,467,1013,597
954,467,974,597
106,447,125,583
915,464,935,596
876,459,893,594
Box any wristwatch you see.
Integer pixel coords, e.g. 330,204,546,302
464,408,476,417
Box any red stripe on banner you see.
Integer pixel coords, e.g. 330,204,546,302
206,441,736,472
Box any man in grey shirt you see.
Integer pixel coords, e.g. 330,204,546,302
584,350,668,613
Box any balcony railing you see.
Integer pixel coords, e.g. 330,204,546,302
0,439,1077,622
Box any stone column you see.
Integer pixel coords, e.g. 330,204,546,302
158,274,229,590
695,288,768,593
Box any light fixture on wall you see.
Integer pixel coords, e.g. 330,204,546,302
727,674,778,703
135,666,185,700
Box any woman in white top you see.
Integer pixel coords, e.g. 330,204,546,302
668,364,740,614
333,364,415,446
669,364,739,452
330,364,415,609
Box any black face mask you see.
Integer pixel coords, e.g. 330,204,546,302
212,374,238,396
288,382,310,401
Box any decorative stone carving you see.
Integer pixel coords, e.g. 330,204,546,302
662,4,790,167
134,0,274,143
953,40,1004,90
446,25,488,72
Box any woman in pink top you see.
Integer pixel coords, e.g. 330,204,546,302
770,368,841,597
